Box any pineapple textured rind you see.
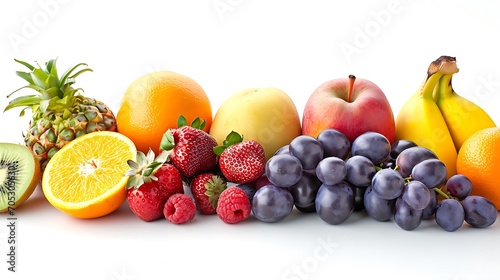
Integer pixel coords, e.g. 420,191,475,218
5,58,117,170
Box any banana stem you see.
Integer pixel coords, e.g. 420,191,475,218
421,56,459,100
428,56,459,76
435,74,454,101
421,72,444,99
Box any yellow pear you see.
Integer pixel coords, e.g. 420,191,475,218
210,87,302,160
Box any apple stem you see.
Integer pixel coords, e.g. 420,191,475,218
347,75,356,103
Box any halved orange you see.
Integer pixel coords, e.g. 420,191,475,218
42,131,137,218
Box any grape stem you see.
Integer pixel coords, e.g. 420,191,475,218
433,187,450,199
403,175,412,184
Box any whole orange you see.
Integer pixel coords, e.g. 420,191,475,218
116,71,212,154
457,127,500,210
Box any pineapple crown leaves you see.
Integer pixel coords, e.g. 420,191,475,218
159,115,207,151
124,149,170,190
204,175,227,209
4,58,93,117
213,131,243,156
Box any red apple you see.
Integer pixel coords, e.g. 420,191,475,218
302,75,395,143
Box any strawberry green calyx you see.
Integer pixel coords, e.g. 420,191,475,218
159,115,208,151
124,149,169,189
214,131,244,156
204,175,227,209
160,130,175,151
177,115,206,130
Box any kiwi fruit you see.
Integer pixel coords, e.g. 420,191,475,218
0,143,41,212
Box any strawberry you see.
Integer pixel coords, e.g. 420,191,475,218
214,131,266,184
160,116,218,177
190,172,227,215
125,150,184,222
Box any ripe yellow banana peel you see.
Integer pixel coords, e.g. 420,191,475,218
395,56,459,179
434,73,496,152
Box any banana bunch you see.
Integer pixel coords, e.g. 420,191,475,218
395,56,496,179
433,71,496,152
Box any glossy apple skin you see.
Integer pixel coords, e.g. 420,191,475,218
302,77,395,143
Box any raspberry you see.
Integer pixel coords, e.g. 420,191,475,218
164,194,196,224
216,187,252,224
236,183,257,204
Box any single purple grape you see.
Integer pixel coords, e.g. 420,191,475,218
288,171,322,213
390,139,417,159
363,186,395,222
394,197,423,231
402,180,431,211
462,196,497,228
252,185,294,223
345,155,376,187
371,168,405,200
265,154,303,188
289,135,324,170
315,157,347,186
315,182,355,225
351,131,391,165
435,199,464,232
446,174,472,201
317,129,350,159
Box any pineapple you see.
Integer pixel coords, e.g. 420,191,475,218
4,58,117,170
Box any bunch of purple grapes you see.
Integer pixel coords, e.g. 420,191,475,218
260,128,497,231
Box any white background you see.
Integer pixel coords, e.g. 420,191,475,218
1,1,500,279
